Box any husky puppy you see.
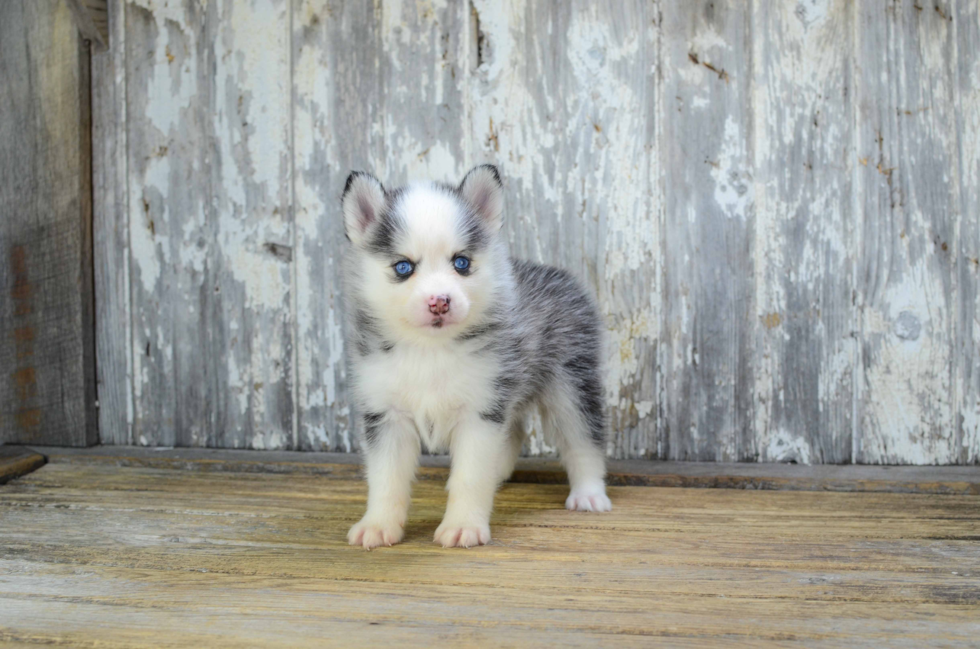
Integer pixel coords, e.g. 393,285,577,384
342,164,611,550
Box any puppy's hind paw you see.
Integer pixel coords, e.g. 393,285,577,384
348,517,404,550
565,491,612,513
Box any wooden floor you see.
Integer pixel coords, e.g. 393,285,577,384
1,457,979,647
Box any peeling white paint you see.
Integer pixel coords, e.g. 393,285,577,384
107,0,978,464
765,428,813,464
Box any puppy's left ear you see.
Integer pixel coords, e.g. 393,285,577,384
342,171,386,245
459,164,503,233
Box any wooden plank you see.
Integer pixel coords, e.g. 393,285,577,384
0,463,978,646
660,1,755,460
469,1,662,458
25,446,980,494
208,0,294,448
749,1,855,463
0,0,98,447
125,0,210,447
125,0,294,448
954,0,980,463
0,447,45,484
292,0,384,451
91,0,980,464
92,0,132,445
854,0,960,463
380,0,470,185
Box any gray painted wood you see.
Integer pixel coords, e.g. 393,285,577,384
749,0,855,464
955,0,980,464
293,0,385,451
209,0,294,449
125,0,210,447
0,0,97,447
468,1,662,458
854,0,960,464
91,0,980,464
92,0,132,445
661,1,756,461
122,0,294,449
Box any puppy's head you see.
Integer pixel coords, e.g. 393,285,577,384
342,165,505,338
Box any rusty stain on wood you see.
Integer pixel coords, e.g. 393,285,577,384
2,0,98,447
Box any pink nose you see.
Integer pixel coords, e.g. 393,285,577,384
428,295,451,315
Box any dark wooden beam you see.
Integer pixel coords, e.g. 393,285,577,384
26,446,980,495
0,0,98,447
0,446,46,484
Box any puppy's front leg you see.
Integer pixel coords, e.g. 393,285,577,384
435,414,509,548
348,413,420,550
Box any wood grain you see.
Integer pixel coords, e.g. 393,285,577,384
92,0,132,445
292,0,385,452
469,1,662,457
661,1,755,461
0,0,97,447
209,0,294,449
750,0,855,464
27,445,980,495
854,0,960,463
0,447,45,484
90,0,980,464
125,0,210,447
954,0,980,463
1,462,978,646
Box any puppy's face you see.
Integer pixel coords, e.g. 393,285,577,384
342,165,504,338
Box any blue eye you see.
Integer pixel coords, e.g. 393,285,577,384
393,260,414,277
454,256,470,272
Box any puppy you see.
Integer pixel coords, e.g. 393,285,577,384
342,165,611,550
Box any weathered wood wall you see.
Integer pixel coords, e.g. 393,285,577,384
0,0,98,447
92,0,980,464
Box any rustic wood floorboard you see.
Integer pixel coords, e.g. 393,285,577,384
0,463,978,647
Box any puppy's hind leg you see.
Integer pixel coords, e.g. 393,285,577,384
541,383,611,512
496,416,525,484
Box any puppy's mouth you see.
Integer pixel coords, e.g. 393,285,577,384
430,317,445,329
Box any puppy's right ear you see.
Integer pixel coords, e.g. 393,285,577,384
342,171,386,245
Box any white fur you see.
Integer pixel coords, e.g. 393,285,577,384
344,174,610,550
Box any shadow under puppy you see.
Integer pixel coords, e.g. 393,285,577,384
342,164,611,550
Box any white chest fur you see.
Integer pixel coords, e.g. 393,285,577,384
354,343,498,451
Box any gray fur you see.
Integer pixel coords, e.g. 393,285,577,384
341,168,606,454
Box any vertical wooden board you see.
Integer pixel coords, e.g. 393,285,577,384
954,0,980,463
379,0,469,187
0,0,97,447
467,0,661,458
854,0,959,464
125,0,294,448
293,0,385,451
660,1,755,461
749,0,855,463
125,0,212,446
93,0,133,445
209,0,294,448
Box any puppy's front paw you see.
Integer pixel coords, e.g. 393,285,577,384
348,517,404,550
565,489,612,512
433,517,491,548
